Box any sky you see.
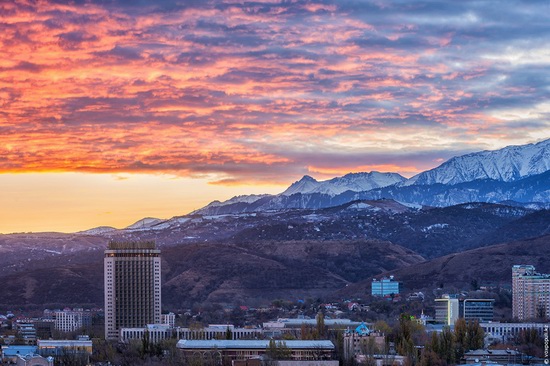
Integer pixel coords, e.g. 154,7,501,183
1,0,549,233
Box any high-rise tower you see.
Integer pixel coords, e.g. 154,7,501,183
104,241,161,340
512,265,550,320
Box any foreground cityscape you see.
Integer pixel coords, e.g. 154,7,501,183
0,241,548,366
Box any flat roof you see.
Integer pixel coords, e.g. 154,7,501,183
1,345,37,356
177,339,334,350
37,340,92,347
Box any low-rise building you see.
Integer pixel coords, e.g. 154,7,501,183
462,348,523,364
0,345,38,364
15,353,54,366
120,324,263,344
37,337,93,365
262,318,363,338
14,322,37,345
480,322,546,344
176,339,335,362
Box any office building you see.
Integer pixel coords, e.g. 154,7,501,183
463,299,494,322
435,296,493,325
435,296,460,325
512,265,550,320
104,241,161,340
371,276,402,296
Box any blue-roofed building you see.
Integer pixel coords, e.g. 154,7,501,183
343,323,386,361
0,345,38,363
15,353,54,366
354,323,371,336
176,339,335,361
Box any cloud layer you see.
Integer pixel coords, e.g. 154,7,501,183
2,0,549,183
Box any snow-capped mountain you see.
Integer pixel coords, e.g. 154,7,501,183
282,172,406,196
192,138,550,215
404,139,550,186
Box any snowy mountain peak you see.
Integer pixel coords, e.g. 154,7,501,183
281,171,406,196
281,175,321,196
126,217,165,230
404,138,550,186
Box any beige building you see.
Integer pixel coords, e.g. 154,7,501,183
512,265,550,320
434,296,460,325
104,241,161,340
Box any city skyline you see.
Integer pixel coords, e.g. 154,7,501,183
2,1,549,233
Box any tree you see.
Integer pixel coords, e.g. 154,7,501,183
395,314,416,364
266,339,292,361
466,320,484,351
374,320,392,336
316,311,326,339
225,326,233,340
454,318,468,360
438,326,455,365
516,328,544,358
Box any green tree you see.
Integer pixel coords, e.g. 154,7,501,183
395,314,416,364
466,320,484,351
439,326,455,365
266,339,292,361
316,312,326,339
454,318,468,360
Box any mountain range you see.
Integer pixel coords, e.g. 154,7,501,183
194,138,550,215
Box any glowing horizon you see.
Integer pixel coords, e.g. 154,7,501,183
1,0,549,233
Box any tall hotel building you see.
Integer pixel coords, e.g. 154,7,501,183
104,241,161,340
512,265,550,320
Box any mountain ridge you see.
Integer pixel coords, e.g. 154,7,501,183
192,139,550,215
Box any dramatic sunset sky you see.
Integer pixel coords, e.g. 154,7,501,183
1,0,549,233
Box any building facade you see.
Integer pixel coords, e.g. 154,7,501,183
480,322,546,344
54,310,91,333
104,241,161,340
176,339,335,362
512,265,550,320
435,297,460,325
120,324,264,344
463,299,494,322
371,276,402,297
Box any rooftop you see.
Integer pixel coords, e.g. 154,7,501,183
1,345,38,357
176,339,335,350
107,241,156,250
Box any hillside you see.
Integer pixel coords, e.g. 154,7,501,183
0,239,424,308
339,234,550,298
